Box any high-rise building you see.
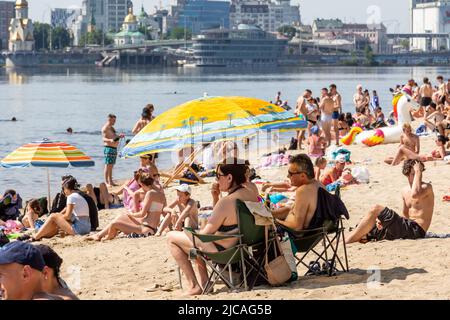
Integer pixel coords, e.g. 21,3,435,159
0,1,15,50
51,8,83,29
229,0,300,33
171,0,230,35
410,0,450,51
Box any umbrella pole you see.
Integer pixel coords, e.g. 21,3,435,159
47,168,51,212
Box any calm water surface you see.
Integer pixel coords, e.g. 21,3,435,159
1,65,449,199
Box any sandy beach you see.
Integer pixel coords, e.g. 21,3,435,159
30,132,448,300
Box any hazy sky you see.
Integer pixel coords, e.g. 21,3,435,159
28,0,410,32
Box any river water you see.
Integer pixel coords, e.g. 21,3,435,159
1,65,449,200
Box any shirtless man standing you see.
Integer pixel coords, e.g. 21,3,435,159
272,154,320,231
295,90,311,150
330,84,342,146
347,160,434,244
319,88,335,147
416,77,433,118
102,114,124,187
437,75,447,105
353,84,365,112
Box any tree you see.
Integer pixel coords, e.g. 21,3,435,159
400,39,410,51
138,26,153,40
364,45,376,66
51,27,71,50
277,25,296,40
33,22,51,51
79,30,113,46
168,27,192,40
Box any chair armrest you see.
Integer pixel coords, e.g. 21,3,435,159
183,227,241,243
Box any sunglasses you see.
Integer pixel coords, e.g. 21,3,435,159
287,170,305,177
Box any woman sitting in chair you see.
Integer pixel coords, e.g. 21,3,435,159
167,158,260,296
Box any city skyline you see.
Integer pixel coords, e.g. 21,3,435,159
26,0,410,32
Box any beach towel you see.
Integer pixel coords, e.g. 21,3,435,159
243,201,273,226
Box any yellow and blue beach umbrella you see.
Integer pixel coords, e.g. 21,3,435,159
121,96,306,158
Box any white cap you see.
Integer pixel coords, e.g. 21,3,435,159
356,84,363,90
174,184,192,194
335,154,347,163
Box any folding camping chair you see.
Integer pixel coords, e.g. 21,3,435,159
183,200,274,294
161,147,206,187
278,185,349,277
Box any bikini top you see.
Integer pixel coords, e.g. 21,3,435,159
217,185,245,233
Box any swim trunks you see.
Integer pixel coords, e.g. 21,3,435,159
104,146,118,165
420,97,432,107
321,113,332,124
332,111,340,120
365,207,426,241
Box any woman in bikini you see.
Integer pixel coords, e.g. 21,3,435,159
384,123,421,166
167,158,260,296
87,172,166,241
419,135,449,161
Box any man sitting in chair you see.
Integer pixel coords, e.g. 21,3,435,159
272,154,348,232
346,160,434,244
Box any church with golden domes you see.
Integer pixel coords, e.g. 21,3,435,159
113,7,145,46
8,0,35,52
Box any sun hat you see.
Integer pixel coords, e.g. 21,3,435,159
335,154,347,163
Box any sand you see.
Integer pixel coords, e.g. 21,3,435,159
39,133,449,300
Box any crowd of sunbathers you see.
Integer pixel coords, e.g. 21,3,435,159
1,78,446,299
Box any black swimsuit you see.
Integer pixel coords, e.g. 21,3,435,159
213,185,243,251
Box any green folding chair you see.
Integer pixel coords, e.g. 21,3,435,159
184,199,273,294
278,185,349,277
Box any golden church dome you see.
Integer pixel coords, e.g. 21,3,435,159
124,8,137,24
15,0,28,8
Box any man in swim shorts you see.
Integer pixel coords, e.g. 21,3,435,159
330,84,342,146
346,159,434,244
319,88,334,147
102,114,124,187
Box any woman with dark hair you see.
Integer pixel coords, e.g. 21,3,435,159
31,177,91,241
21,199,42,230
132,104,155,135
35,244,79,300
87,172,166,241
167,158,260,296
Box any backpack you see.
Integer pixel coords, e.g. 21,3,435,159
75,191,99,231
51,192,67,214
288,137,298,150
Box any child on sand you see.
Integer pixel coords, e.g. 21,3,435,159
308,126,326,158
156,184,198,236
314,157,327,181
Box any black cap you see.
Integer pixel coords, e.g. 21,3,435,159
0,242,45,271
35,245,63,274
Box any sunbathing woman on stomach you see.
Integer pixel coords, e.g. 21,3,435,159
167,158,259,296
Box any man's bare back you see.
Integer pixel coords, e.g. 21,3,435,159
401,183,434,232
320,97,335,115
420,84,433,98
